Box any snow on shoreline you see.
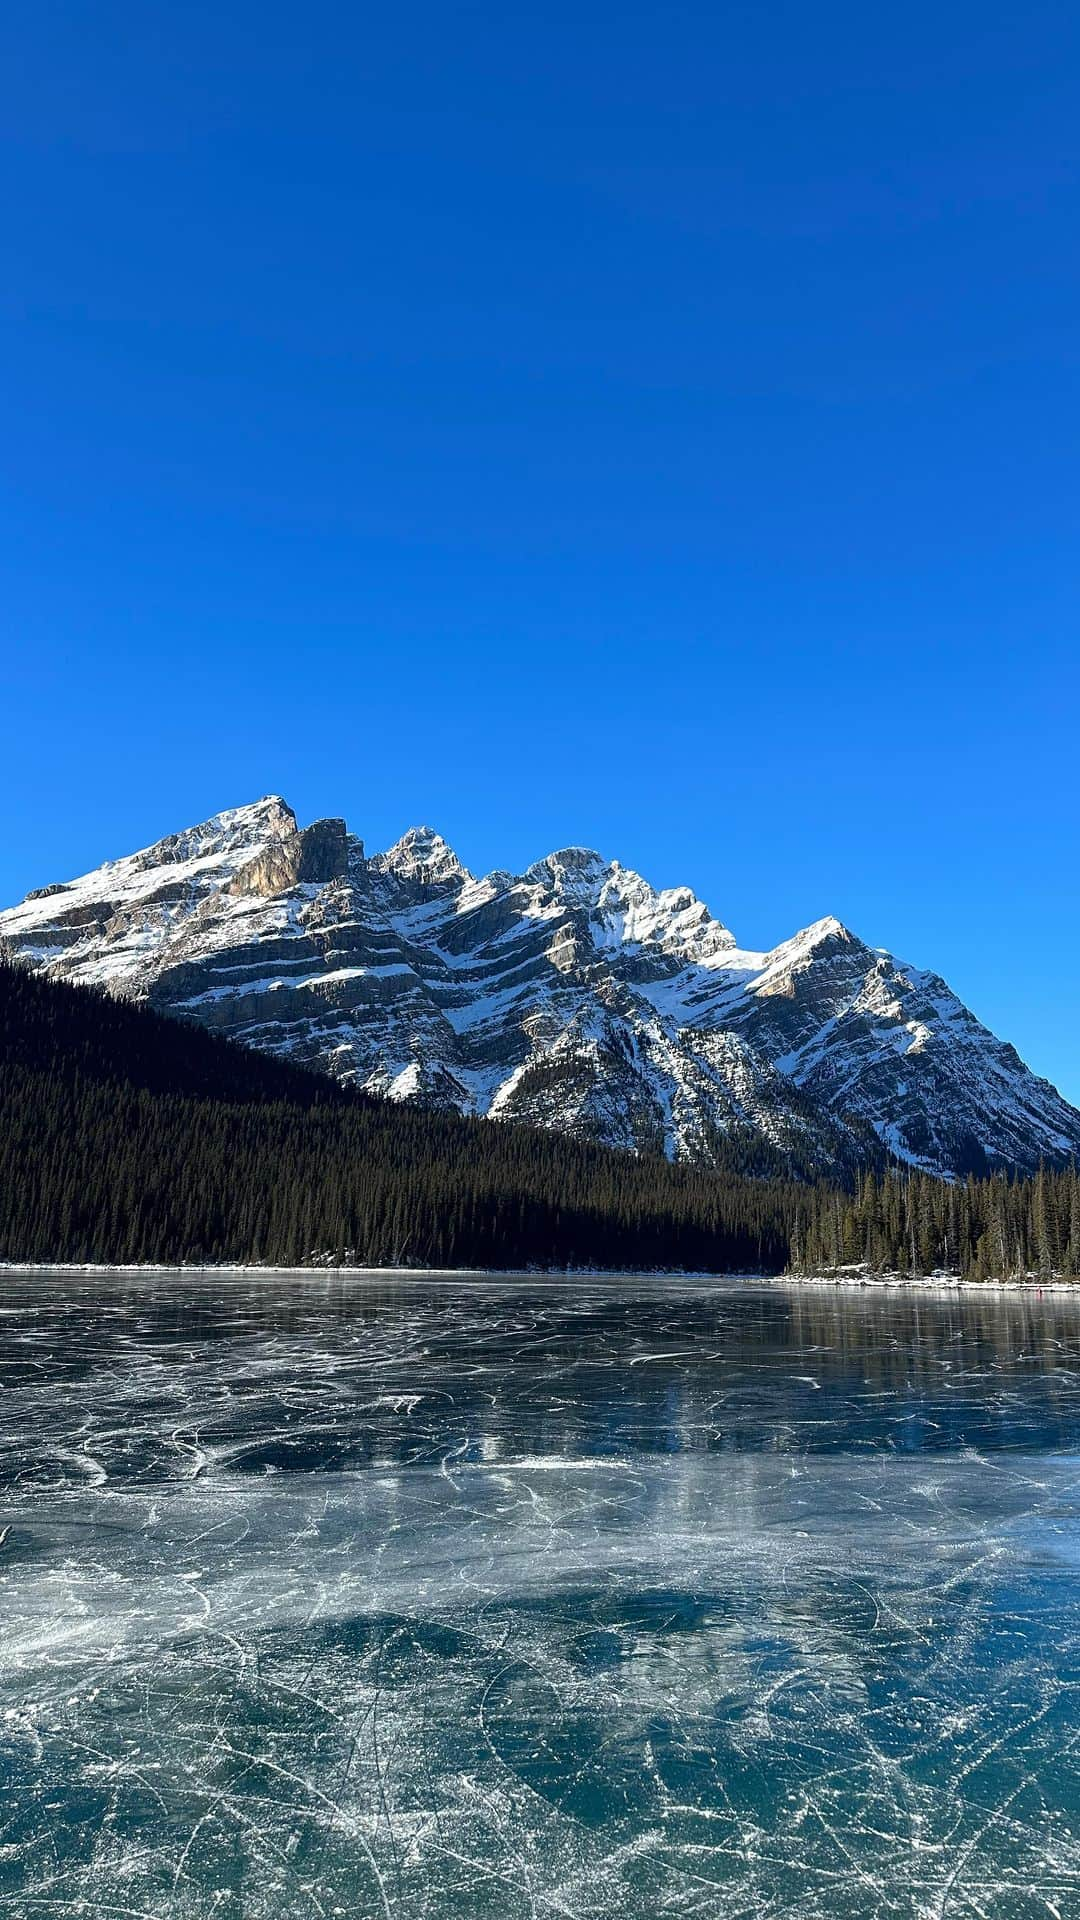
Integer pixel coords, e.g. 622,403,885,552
1,1261,1078,1295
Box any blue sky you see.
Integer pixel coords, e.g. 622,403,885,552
3,2,1078,1099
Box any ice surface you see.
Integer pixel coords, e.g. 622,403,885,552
1,1273,1079,1917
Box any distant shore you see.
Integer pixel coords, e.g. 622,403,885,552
1,1260,1078,1295
776,1269,1080,1296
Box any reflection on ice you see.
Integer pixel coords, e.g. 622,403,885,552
1,1272,1079,1917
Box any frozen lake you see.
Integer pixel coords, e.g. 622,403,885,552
1,1271,1079,1918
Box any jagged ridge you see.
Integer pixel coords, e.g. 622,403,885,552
2,795,1078,1179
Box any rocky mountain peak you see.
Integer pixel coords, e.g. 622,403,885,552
596,867,737,962
521,847,736,965
781,915,854,957
373,826,469,888
123,795,298,876
524,847,609,905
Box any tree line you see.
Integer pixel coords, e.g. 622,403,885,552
791,1165,1080,1281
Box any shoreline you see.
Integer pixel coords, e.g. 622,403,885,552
1,1261,1077,1296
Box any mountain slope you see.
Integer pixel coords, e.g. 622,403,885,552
0,963,799,1272
3,796,1077,1179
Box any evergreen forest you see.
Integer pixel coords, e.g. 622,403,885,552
1,963,1077,1281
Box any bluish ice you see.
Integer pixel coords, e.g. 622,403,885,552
1,1271,1079,1918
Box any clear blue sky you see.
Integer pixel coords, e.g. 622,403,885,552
3,2,1078,1099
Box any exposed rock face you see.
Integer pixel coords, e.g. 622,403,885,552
3,795,1078,1179
24,882,73,902
229,819,349,897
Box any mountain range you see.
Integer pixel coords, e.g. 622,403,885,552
3,795,1077,1180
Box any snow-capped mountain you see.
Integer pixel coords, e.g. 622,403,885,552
3,796,1078,1179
